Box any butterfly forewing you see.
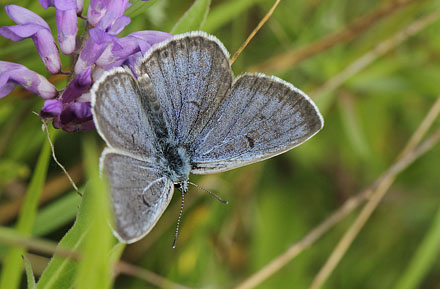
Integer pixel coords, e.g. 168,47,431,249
102,149,174,243
92,67,158,159
138,33,233,145
190,74,323,174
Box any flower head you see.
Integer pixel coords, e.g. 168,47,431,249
54,102,95,132
0,5,61,74
0,1,172,132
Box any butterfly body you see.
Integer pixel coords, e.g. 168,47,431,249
91,31,323,243
158,142,191,190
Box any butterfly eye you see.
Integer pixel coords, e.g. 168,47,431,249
113,77,120,85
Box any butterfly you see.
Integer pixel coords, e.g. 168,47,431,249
91,31,323,244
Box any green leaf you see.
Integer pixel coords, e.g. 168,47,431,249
125,0,159,18
171,0,211,34
32,191,82,237
203,0,264,33
36,191,90,289
0,127,57,289
338,96,371,159
22,256,36,289
393,203,440,289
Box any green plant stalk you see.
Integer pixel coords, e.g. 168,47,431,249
393,202,440,289
0,127,57,289
75,136,115,289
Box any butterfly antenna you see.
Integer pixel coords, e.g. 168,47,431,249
173,187,185,248
188,181,228,204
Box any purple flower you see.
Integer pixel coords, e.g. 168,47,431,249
76,0,84,14
61,69,92,103
39,0,79,54
0,61,57,99
96,30,172,70
53,102,95,132
40,99,63,119
40,0,84,13
74,28,121,74
87,0,130,30
56,8,78,54
0,0,172,133
0,5,61,74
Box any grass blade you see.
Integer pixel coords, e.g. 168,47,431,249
393,203,440,289
126,0,159,18
22,256,36,289
32,191,82,237
0,127,57,289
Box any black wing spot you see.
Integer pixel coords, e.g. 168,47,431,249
245,135,255,148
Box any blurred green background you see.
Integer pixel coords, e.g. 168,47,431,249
1,0,440,288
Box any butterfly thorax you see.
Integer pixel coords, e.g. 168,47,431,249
160,141,191,190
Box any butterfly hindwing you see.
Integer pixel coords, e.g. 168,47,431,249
101,149,174,243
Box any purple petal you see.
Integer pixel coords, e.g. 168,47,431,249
77,0,84,13
40,99,63,119
95,36,137,66
0,61,57,99
107,16,130,35
95,30,171,67
1,5,61,74
92,66,106,81
39,0,54,9
123,52,142,76
54,102,95,132
93,0,130,32
56,9,78,54
87,0,109,26
61,69,92,103
0,73,17,97
127,31,172,54
53,0,76,10
37,0,78,54
77,92,91,102
39,0,78,11
5,5,50,29
0,24,43,41
33,29,61,74
74,28,119,74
